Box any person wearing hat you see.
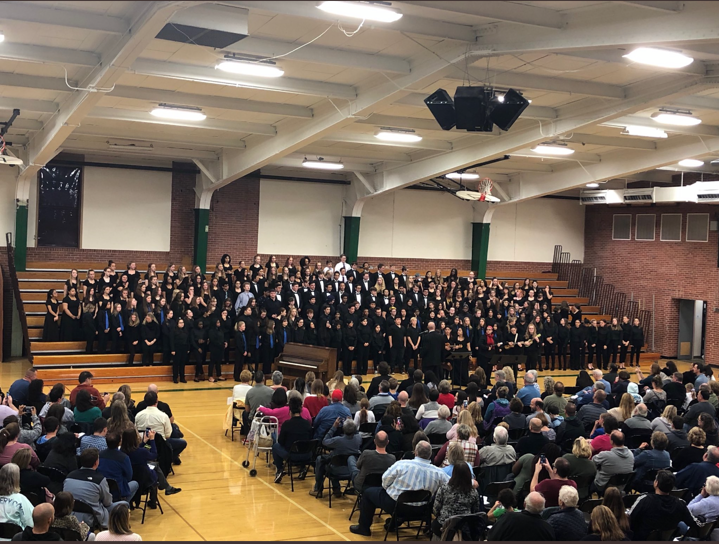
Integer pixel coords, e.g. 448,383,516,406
312,389,351,440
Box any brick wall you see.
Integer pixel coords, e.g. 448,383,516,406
206,176,260,264
584,204,719,361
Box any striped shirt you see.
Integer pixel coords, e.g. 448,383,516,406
382,457,450,501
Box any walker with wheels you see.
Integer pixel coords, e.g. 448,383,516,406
241,413,278,477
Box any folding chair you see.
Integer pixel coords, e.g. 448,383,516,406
603,472,635,494
623,493,642,509
71,499,99,531
384,489,432,541
349,473,383,521
646,527,678,541
0,523,22,540
37,465,67,484
52,527,83,541
324,454,353,508
580,498,603,522
136,484,164,524
286,439,318,492
439,512,488,542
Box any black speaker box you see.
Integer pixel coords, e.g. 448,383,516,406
490,88,530,131
454,86,493,132
424,88,456,131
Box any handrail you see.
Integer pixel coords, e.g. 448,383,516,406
5,233,32,363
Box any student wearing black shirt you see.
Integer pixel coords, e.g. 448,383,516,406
170,317,190,384
629,317,645,368
125,313,140,366
356,317,372,376
208,319,226,383
388,317,406,373
190,319,208,381
342,319,358,375
140,313,160,367
404,317,420,372
543,314,557,371
234,320,249,381
569,319,586,371
109,303,125,354
619,315,631,369
586,319,598,371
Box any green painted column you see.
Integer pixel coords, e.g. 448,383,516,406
194,208,209,274
14,203,28,272
343,216,361,264
471,222,491,280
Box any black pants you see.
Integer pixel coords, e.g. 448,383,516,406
209,350,223,379
342,348,355,375
452,356,469,386
193,348,207,377
544,342,556,370
163,344,172,366
356,344,369,376
370,348,384,371
358,487,397,533
526,349,540,371
111,331,123,354
390,347,404,372
234,351,246,381
127,341,138,365
609,343,619,365
404,346,419,372
587,344,596,366
97,329,110,354
630,343,642,366
570,343,584,370
598,345,608,369
557,341,568,370
85,335,95,354
142,342,154,366
620,342,629,363
173,350,187,382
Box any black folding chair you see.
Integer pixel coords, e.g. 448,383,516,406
384,489,432,541
0,523,22,540
646,527,678,541
136,484,164,524
286,439,318,492
227,400,245,441
359,422,377,436
670,487,689,499
623,493,642,509
37,465,67,483
507,427,526,442
603,472,635,494
349,472,383,521
671,447,686,469
52,527,83,541
484,481,514,505
106,478,122,502
580,498,603,522
324,454,353,508
22,488,45,507
570,472,594,503
625,429,653,450
439,512,488,542
684,519,716,540
71,499,98,530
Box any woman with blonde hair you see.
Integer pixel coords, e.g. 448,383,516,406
327,370,346,392
542,376,555,398
0,463,33,529
446,408,479,443
522,323,542,372
563,437,596,501
108,401,134,435
607,392,635,423
651,405,678,434
502,366,516,389
585,505,628,541
303,379,328,419
95,503,142,541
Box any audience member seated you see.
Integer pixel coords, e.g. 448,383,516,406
134,385,173,424
12,448,51,500
272,395,313,484
245,370,273,419
607,392,634,424
477,426,516,467
666,415,689,451
353,398,375,434
525,398,545,425
578,390,608,430
487,488,516,524
24,381,45,415
368,380,392,411
546,485,587,541
446,408,479,443
396,392,419,436
675,445,719,496
684,475,719,535
531,457,576,508
78,418,109,454
423,405,452,436
543,381,568,417
11,503,61,541
632,430,670,490
120,429,180,509
517,373,540,406
562,403,586,444
135,391,187,464
63,448,127,529
98,432,139,502
601,486,631,535
622,403,652,432
8,368,37,407
434,425,478,468
348,431,396,491
311,419,361,498
441,443,473,478
590,414,619,454
436,380,455,412
70,372,108,410
42,433,78,475
2,413,40,454
629,469,696,541
39,384,73,424
312,390,350,441
415,389,441,428
366,362,391,398
258,390,311,434
431,462,481,538
51,492,91,541
674,427,707,472
74,390,103,425
0,423,39,469
349,441,448,537
563,437,596,486
583,505,630,541
303,379,328,420
685,388,716,428
232,370,253,404
516,418,549,457
699,412,719,446
501,397,526,431
592,431,633,494
34,417,59,463
487,491,556,540
107,402,135,436
0,463,34,529
95,503,141,541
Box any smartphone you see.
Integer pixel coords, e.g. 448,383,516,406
145,427,151,437
540,454,547,464
463,400,468,409
396,417,403,430
23,407,32,415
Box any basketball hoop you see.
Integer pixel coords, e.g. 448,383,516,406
478,178,500,202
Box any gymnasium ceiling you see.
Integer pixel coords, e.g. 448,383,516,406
5,1,719,204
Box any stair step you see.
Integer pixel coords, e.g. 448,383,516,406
37,364,234,384
486,270,558,280
551,297,589,305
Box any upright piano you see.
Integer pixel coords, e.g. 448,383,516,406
273,343,338,383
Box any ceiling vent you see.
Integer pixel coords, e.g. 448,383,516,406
158,5,248,49
623,188,655,203
580,189,623,205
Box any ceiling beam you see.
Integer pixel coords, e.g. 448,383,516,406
225,37,411,74
602,115,719,136
445,67,625,99
108,86,312,118
5,135,29,147
483,163,554,173
0,2,129,33
226,0,477,42
0,43,99,67
19,1,198,190
509,150,602,163
563,132,657,150
616,1,684,12
129,59,356,100
395,1,565,29
1,117,43,131
61,139,220,160
357,114,459,132
672,95,719,112
323,131,453,151
0,98,57,114
87,107,276,136
71,125,247,149
392,93,558,120
0,72,76,93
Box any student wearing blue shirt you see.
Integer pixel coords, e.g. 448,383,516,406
8,368,37,407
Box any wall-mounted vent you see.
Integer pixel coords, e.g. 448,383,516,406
660,213,682,241
623,188,654,203
687,213,710,242
612,214,631,240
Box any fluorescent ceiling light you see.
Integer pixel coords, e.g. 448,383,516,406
531,143,575,155
0,32,4,43
623,47,693,69
621,125,668,138
317,1,402,22
216,60,284,78
302,158,344,170
678,159,704,167
651,111,701,126
108,143,154,153
375,128,422,143
446,172,479,180
586,183,599,188
150,104,206,121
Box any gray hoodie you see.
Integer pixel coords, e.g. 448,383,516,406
593,446,634,489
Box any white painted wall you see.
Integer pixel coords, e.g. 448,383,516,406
81,167,172,251
0,168,16,243
258,179,344,255
256,180,585,262
488,198,585,262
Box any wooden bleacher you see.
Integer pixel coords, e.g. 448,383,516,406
16,262,655,381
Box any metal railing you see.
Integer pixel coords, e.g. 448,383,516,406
5,233,32,363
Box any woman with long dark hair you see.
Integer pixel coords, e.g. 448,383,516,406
140,312,159,367
42,289,61,342
431,460,481,537
171,317,189,384
208,318,226,383
60,286,82,341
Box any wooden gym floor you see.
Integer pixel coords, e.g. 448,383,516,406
0,359,695,541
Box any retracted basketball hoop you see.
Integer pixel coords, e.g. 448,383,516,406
456,177,500,202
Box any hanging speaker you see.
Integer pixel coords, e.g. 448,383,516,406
424,89,456,131
454,86,493,132
490,88,530,131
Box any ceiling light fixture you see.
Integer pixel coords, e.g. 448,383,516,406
678,159,704,167
0,32,4,43
623,47,693,69
302,157,344,170
150,104,206,121
586,183,599,188
216,56,284,78
317,1,403,22
446,172,480,181
531,142,575,155
651,108,701,126
107,143,155,153
621,125,668,138
374,128,422,143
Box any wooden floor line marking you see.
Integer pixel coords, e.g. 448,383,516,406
178,422,352,542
